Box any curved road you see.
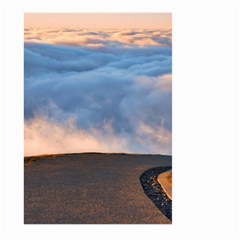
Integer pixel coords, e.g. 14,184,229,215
24,153,172,224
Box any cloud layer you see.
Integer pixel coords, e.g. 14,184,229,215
24,28,172,156
24,28,172,47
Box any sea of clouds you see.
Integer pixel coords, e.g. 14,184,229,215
24,28,172,156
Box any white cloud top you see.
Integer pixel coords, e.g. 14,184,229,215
24,28,172,47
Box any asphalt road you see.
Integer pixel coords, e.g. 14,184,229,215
24,153,172,224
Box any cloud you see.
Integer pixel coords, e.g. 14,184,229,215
24,28,172,47
24,28,172,155
24,117,130,156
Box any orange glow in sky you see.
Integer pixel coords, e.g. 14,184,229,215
24,13,171,29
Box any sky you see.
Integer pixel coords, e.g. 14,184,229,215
24,14,172,156
24,13,172,29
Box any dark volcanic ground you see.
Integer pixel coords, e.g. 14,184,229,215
24,153,172,224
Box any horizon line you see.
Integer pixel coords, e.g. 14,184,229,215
24,152,172,159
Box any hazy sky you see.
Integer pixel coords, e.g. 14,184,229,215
24,13,171,29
